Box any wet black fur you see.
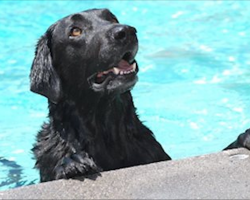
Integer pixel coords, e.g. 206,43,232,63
30,9,170,182
30,8,250,182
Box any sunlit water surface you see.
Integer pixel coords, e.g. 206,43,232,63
1,1,250,190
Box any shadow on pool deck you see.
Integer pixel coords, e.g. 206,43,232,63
0,148,250,199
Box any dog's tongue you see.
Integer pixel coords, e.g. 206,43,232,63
117,59,130,70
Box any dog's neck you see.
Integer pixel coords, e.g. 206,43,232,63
49,90,133,113
48,91,138,138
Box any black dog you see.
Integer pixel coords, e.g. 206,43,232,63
30,9,250,182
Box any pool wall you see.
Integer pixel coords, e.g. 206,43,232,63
0,148,250,199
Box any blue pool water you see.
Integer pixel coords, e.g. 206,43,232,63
1,0,250,191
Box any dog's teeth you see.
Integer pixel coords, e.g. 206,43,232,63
113,67,120,75
113,64,136,76
132,62,136,71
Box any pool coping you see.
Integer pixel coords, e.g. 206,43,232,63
0,148,250,199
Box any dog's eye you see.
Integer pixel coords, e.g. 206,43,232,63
70,27,82,37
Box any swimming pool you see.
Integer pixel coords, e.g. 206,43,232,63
1,0,250,191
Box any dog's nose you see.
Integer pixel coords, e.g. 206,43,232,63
112,25,137,41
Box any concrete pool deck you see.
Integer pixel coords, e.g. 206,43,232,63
0,148,250,199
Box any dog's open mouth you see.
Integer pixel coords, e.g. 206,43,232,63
88,52,138,93
95,60,136,84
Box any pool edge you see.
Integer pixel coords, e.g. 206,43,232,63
1,148,250,199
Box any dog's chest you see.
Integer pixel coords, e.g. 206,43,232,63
85,127,138,170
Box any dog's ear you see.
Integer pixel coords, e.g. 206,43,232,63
30,28,62,104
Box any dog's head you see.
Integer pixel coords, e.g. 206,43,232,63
30,9,138,103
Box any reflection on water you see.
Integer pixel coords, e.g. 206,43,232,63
0,157,37,190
